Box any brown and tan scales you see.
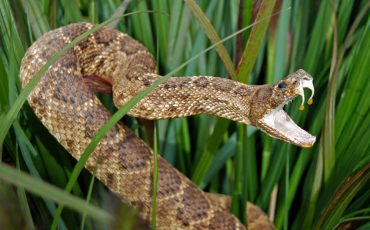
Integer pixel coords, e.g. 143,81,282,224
20,23,315,229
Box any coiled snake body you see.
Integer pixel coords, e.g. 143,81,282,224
20,23,315,229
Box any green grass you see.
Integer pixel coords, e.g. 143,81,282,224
0,0,369,229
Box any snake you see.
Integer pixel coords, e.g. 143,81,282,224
20,23,315,229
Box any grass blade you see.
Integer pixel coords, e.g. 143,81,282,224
236,0,277,82
20,0,50,37
184,0,236,79
151,122,159,229
0,163,113,223
317,163,370,229
15,149,35,229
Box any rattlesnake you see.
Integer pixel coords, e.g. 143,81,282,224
20,23,315,229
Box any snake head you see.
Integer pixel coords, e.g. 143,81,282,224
250,69,316,148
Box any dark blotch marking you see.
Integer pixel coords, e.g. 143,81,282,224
180,94,189,100
119,131,149,170
143,78,151,86
256,86,273,101
53,85,78,104
153,159,182,198
193,77,209,88
212,80,235,93
107,173,114,187
163,84,171,89
54,93,71,104
53,86,67,102
176,207,189,226
208,211,237,230
168,105,177,113
120,36,146,55
37,107,46,116
70,96,77,104
213,98,229,105
85,126,95,138
38,49,50,60
250,86,274,118
43,37,65,55
233,86,249,96
46,39,57,46
93,29,117,47
59,51,77,70
31,96,46,107
96,152,108,165
176,184,209,225
163,80,176,90
179,78,191,89
77,40,90,51
66,139,74,149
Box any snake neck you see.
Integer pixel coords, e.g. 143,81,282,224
124,76,256,124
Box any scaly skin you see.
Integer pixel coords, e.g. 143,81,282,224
20,23,314,229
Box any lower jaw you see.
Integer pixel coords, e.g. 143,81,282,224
257,109,316,148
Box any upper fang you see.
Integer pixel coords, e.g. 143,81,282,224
298,75,314,109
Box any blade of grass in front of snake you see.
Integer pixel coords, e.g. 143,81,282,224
15,119,70,228
0,163,113,223
15,145,36,229
80,175,96,230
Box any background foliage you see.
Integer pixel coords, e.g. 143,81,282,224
0,0,369,229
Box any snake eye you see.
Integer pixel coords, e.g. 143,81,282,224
278,82,287,89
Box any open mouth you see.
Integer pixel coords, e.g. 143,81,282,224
258,71,316,148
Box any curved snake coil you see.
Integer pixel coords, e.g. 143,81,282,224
20,23,315,229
